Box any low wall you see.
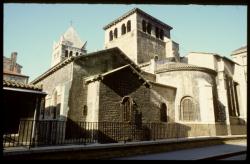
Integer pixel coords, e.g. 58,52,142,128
3,135,246,160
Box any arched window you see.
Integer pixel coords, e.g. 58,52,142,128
142,20,146,32
109,30,113,41
114,28,118,38
160,103,167,122
127,20,131,32
69,51,73,57
121,96,136,122
160,29,164,40
180,97,199,121
121,24,126,35
65,50,68,57
83,105,88,116
147,23,152,35
155,27,159,38
76,52,79,56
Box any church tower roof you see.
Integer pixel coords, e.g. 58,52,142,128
62,26,86,49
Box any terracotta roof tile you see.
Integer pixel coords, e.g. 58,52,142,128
3,80,42,91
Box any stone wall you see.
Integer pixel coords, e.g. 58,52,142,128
67,49,132,123
3,74,29,84
98,68,151,122
156,70,218,123
35,63,73,120
150,83,176,122
98,69,176,123
104,13,138,63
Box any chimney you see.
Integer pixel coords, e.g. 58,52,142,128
10,52,17,72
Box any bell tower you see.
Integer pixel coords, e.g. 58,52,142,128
51,26,87,67
103,8,180,65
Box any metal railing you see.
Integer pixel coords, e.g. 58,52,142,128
3,120,247,149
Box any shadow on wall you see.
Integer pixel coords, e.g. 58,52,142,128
216,100,227,123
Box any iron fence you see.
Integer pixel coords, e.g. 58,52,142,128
3,120,247,149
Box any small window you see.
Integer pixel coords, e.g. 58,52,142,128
127,20,131,32
69,51,73,57
65,50,68,57
147,23,152,35
76,52,79,56
160,29,164,40
114,28,118,38
155,27,159,38
83,105,88,116
142,20,146,32
109,30,113,41
121,24,126,35
160,103,167,122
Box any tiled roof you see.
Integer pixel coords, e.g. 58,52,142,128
3,80,42,91
103,8,173,30
85,64,151,88
156,62,217,75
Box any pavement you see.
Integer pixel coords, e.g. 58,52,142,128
114,140,247,160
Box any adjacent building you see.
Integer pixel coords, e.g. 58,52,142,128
3,52,29,83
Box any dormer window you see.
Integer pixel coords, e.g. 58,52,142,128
142,20,146,32
127,20,131,32
114,28,118,38
121,24,126,35
109,30,113,41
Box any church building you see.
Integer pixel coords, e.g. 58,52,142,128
31,8,246,139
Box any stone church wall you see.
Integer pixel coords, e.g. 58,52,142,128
156,70,218,123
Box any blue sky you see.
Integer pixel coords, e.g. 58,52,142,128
4,4,247,81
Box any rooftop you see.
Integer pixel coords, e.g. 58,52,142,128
3,80,43,91
31,47,141,84
60,26,86,49
156,62,217,75
103,8,173,30
231,46,247,56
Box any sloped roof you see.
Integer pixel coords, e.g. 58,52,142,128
31,47,141,84
62,26,86,49
85,64,151,88
103,8,173,30
156,62,217,75
3,80,42,91
231,46,247,56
